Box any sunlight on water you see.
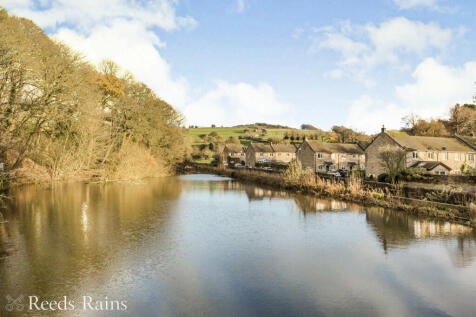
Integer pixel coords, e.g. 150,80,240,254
0,175,475,316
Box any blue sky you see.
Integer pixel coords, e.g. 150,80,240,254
3,0,476,132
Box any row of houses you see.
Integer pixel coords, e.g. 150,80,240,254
220,126,476,177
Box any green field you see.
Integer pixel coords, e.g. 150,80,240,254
187,127,321,146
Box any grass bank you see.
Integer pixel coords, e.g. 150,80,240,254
182,163,476,228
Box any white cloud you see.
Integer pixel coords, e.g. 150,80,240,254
54,21,190,108
5,0,290,127
312,17,458,86
4,0,196,110
395,58,476,118
236,0,246,13
3,0,197,32
346,58,476,133
183,81,292,127
394,0,441,10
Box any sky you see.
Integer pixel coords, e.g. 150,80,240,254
3,0,476,133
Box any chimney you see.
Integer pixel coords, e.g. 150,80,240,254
381,125,386,133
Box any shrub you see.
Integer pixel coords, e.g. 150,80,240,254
371,192,385,200
283,160,315,187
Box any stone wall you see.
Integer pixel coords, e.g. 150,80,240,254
365,133,400,178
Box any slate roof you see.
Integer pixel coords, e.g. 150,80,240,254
456,135,476,151
388,133,473,152
304,140,364,154
248,143,273,153
408,161,452,171
270,143,297,153
224,144,245,153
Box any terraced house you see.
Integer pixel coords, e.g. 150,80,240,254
297,140,365,173
365,127,476,177
245,143,297,168
221,144,246,166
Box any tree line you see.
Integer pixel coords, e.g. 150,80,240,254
0,8,189,182
401,104,476,137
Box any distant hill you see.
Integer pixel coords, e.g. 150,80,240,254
233,123,293,129
187,126,332,147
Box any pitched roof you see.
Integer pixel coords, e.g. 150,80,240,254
388,133,473,152
270,143,297,153
408,161,452,171
357,141,371,150
456,135,476,151
304,140,364,154
248,143,273,153
224,144,245,153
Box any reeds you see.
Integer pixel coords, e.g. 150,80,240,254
190,163,475,226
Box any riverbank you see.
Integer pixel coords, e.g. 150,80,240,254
182,163,476,227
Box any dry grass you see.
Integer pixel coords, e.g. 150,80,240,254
190,163,475,226
106,142,169,181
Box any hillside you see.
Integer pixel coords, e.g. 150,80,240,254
188,126,327,146
0,8,189,183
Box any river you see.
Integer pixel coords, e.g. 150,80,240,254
0,174,475,316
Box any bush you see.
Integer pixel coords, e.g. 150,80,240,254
351,170,365,178
208,131,218,137
283,160,315,186
462,162,476,176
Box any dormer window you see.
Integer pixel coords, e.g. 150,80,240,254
412,152,419,159
317,153,323,159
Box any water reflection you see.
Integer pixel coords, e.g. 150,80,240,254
0,175,475,316
365,207,475,259
0,178,183,304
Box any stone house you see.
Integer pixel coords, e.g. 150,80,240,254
297,140,365,173
269,143,298,164
408,161,452,175
221,144,246,166
365,127,476,178
245,143,274,167
245,143,297,167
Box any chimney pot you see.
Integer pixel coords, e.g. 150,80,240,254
381,125,386,133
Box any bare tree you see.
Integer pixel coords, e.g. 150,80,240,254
378,146,407,183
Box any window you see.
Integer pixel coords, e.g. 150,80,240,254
317,153,323,159
412,152,419,159
442,152,448,160
318,165,323,170
287,153,290,156
469,154,475,161
270,153,273,157
331,153,336,159
341,154,346,159
260,153,264,156
278,153,281,156
352,154,356,158
427,152,435,160
455,153,460,161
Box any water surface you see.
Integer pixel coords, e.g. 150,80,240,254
0,174,475,316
